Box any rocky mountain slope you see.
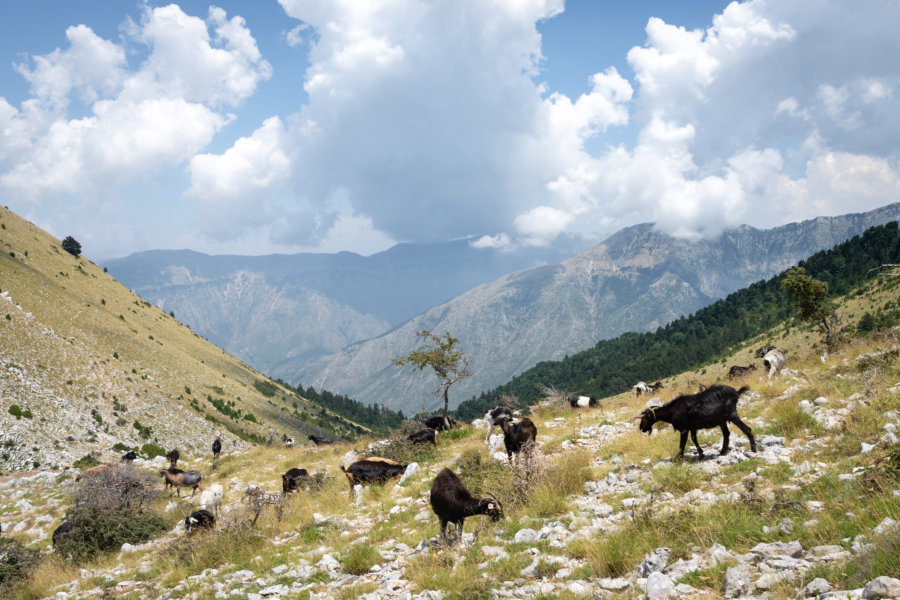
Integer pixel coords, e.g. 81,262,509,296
103,239,583,373
297,204,900,415
0,206,360,472
2,277,898,600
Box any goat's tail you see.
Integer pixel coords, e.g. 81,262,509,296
736,385,750,396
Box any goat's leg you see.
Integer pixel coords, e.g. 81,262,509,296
439,519,448,544
690,430,704,458
719,423,731,455
678,431,689,459
456,521,464,544
730,416,756,452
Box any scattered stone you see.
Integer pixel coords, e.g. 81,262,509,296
513,528,539,543
723,564,753,598
638,547,671,577
804,578,833,596
645,571,676,599
862,576,900,599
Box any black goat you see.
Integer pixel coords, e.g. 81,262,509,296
121,450,137,462
340,457,407,499
308,434,334,445
212,438,221,459
184,509,216,533
165,448,180,468
422,415,457,431
498,417,538,463
728,364,757,379
407,428,437,445
636,384,756,459
429,468,502,544
281,468,310,493
568,395,597,408
483,405,514,440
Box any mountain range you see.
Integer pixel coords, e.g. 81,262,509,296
106,203,900,415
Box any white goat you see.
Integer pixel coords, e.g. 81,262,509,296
762,349,786,379
197,483,223,516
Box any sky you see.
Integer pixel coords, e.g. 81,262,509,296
1,1,898,261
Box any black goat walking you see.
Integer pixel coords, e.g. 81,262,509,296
429,468,502,544
636,384,756,459
498,417,538,463
212,438,221,459
407,428,437,445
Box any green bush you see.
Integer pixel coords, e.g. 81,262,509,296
7,405,32,419
72,453,100,469
53,506,168,562
140,443,166,459
253,380,278,397
0,537,41,590
341,542,381,575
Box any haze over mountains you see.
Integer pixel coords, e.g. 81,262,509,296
107,203,900,415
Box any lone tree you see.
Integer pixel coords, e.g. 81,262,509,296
393,330,471,419
61,236,82,257
780,266,839,352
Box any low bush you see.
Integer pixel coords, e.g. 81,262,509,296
0,538,41,590
341,542,381,575
54,506,169,562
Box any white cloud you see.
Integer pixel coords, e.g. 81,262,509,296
471,233,512,249
0,5,270,209
514,205,575,245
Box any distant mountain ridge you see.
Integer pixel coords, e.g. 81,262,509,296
294,203,900,414
104,239,585,372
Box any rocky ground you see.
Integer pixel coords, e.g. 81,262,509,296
2,338,900,600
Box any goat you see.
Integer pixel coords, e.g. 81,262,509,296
649,381,664,393
762,349,786,379
308,434,334,446
340,457,407,499
184,509,215,533
158,468,202,497
633,381,651,397
75,464,110,482
285,437,294,448
407,428,437,445
165,448,180,468
212,438,222,459
282,468,310,493
498,417,538,463
429,468,502,544
197,483,223,516
636,384,756,459
52,520,75,549
422,415,457,432
728,364,757,380
568,395,597,408
121,450,137,462
483,405,514,441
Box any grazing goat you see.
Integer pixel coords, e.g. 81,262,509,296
429,468,502,544
212,438,221,459
121,450,137,462
159,468,202,497
52,520,74,549
728,364,757,379
422,415,457,431
197,483,223,516
75,464,110,482
498,417,538,463
340,457,408,499
308,434,333,445
636,384,756,459
184,509,215,533
568,395,597,408
634,381,664,397
285,437,294,448
407,428,437,445
762,349,786,379
165,448,180,468
483,405,514,441
282,468,310,493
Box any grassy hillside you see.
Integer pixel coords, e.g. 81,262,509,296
2,273,898,599
0,205,365,471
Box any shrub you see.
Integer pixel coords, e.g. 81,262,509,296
341,542,382,575
70,464,160,511
253,380,278,397
61,236,81,257
140,443,166,459
72,453,100,469
7,405,31,419
54,506,168,562
0,538,41,590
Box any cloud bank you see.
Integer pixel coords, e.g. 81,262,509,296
1,0,899,257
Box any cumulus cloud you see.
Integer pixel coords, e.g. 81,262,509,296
0,5,270,206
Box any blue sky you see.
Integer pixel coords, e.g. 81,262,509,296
1,1,898,260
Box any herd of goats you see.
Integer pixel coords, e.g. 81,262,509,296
53,348,787,547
